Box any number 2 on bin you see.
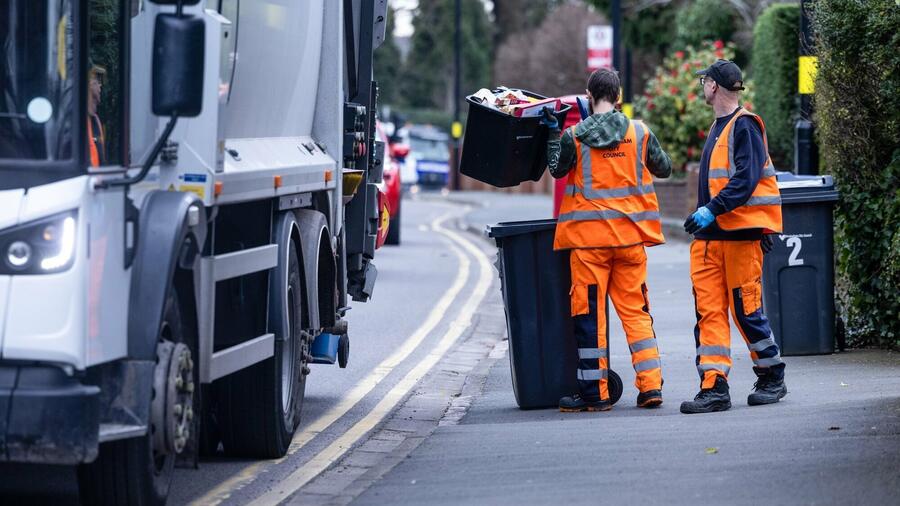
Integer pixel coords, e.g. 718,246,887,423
786,237,804,266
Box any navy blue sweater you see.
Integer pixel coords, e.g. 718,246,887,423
696,107,767,241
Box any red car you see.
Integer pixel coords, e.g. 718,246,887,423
553,95,585,218
377,121,403,245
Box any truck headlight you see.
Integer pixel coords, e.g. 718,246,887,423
0,211,78,274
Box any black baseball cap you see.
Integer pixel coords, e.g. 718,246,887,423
696,59,745,91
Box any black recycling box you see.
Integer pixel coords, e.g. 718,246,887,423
461,90,571,188
762,173,840,355
487,219,622,409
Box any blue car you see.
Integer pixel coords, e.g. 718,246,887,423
406,126,450,188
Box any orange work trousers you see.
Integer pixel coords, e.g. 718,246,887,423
690,240,784,389
570,246,663,401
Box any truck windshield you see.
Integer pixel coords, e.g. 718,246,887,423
0,0,75,162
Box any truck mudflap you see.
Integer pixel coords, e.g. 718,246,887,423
0,364,100,465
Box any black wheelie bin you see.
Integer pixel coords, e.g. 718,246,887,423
460,90,570,188
762,173,840,355
487,219,623,409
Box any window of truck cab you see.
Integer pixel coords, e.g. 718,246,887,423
0,0,129,189
0,1,80,176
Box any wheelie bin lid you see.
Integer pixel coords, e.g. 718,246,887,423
775,172,839,204
486,219,558,238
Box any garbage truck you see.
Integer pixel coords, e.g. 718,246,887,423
0,0,387,503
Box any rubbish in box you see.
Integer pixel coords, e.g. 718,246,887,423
471,87,563,117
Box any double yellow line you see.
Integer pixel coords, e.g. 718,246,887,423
192,207,493,506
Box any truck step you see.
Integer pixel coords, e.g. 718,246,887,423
99,423,147,443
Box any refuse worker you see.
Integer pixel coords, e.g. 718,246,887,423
680,59,786,414
87,63,106,167
542,68,672,412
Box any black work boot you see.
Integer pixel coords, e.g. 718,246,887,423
680,376,731,414
559,394,611,412
636,390,663,408
748,363,787,406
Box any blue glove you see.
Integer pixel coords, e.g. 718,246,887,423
540,107,559,129
684,207,715,234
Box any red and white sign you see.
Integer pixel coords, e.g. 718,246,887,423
587,25,613,71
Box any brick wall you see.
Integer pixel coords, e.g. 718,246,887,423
654,162,700,219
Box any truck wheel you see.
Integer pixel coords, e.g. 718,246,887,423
78,289,193,506
385,207,401,245
218,240,308,458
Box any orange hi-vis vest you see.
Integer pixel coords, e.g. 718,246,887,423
554,120,664,250
708,108,782,234
88,116,105,167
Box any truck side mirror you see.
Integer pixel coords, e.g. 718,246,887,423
152,14,205,118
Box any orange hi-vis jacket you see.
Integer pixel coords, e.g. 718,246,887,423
554,120,664,250
708,109,782,234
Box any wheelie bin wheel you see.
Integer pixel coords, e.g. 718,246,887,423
607,369,623,405
338,334,350,368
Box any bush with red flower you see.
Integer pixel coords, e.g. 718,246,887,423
635,40,754,174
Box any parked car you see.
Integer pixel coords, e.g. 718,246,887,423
377,121,403,245
402,125,451,189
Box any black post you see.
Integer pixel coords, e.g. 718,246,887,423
451,0,462,191
794,0,818,175
611,0,621,72
624,47,632,114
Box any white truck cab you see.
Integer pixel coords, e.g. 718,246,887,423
0,0,387,503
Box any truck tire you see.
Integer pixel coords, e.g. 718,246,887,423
217,241,307,458
78,290,192,506
385,206,401,246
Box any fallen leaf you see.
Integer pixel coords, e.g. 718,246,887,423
705,447,718,454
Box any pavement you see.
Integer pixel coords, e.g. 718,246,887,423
348,190,900,506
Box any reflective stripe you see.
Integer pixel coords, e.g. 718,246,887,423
697,363,731,375
578,347,607,359
754,356,783,367
634,121,646,187
745,196,782,206
748,337,777,352
629,337,658,354
565,183,656,199
727,112,739,176
581,139,594,190
577,368,607,381
710,166,776,181
558,210,661,223
697,345,731,357
709,168,731,179
633,358,661,372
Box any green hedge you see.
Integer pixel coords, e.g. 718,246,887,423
674,0,735,50
814,0,900,349
751,4,799,171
